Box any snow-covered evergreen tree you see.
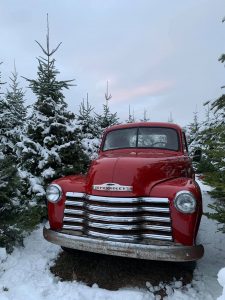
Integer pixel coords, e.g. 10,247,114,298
77,94,95,134
194,20,225,231
0,62,8,154
125,105,135,123
0,64,27,156
0,63,46,252
77,94,100,159
200,115,225,231
0,62,6,94
140,108,150,122
187,110,200,145
0,149,48,252
168,112,174,123
95,81,119,135
20,17,89,199
0,152,20,251
0,63,32,205
6,64,27,125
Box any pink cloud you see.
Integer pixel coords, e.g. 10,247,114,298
113,80,175,103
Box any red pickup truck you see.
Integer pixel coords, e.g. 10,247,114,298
43,122,204,262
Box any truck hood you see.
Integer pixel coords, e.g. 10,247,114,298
86,152,185,197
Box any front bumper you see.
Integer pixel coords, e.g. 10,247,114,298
43,226,204,262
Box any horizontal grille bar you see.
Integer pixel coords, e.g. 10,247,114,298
87,204,169,213
88,195,169,204
64,218,171,230
88,221,171,232
87,230,139,241
63,224,83,231
64,209,84,215
63,216,83,223
88,222,138,230
87,213,171,223
142,233,172,241
65,200,83,207
66,192,85,198
87,230,172,241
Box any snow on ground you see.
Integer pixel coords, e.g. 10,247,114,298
195,177,225,300
218,268,225,300
0,248,7,262
196,176,214,193
0,178,224,300
0,228,154,300
0,225,215,300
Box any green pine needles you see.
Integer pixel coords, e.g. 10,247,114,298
21,16,89,188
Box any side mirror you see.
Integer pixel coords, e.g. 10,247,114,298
192,149,202,162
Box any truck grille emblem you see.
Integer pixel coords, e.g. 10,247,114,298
93,183,133,192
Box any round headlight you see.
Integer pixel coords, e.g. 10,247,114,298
46,184,62,203
174,191,196,214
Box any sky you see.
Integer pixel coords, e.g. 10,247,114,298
0,0,225,126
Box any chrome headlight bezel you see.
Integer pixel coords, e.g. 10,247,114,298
46,184,62,203
174,191,196,214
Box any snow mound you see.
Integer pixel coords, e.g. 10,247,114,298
0,248,7,262
195,175,213,193
218,268,225,300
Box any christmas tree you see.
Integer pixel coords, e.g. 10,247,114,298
20,16,89,200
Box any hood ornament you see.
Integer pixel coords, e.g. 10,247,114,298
93,183,133,192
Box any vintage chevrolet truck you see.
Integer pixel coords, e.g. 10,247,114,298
43,122,204,262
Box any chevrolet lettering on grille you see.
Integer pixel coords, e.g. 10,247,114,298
93,183,133,192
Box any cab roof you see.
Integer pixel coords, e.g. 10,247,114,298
104,122,183,133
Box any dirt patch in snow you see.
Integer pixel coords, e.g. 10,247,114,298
50,249,194,292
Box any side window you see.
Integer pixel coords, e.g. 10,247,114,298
182,132,188,153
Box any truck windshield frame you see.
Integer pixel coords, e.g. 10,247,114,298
102,127,180,152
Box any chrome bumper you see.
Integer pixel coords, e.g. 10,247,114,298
43,226,204,262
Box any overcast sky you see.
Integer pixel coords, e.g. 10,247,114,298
0,0,225,126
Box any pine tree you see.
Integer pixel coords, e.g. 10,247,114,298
95,81,119,134
0,62,6,94
187,109,200,145
77,93,95,135
197,19,225,231
168,112,174,123
126,105,135,123
0,63,31,205
20,16,89,199
0,150,48,252
140,108,150,122
0,64,27,156
77,93,100,159
6,64,27,126
204,103,211,123
210,48,225,116
0,62,8,154
0,153,20,251
0,64,16,251
0,62,30,251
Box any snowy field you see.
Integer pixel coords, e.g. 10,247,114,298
0,179,224,300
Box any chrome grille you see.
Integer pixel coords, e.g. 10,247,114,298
63,192,172,242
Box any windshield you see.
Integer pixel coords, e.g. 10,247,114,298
103,127,179,151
